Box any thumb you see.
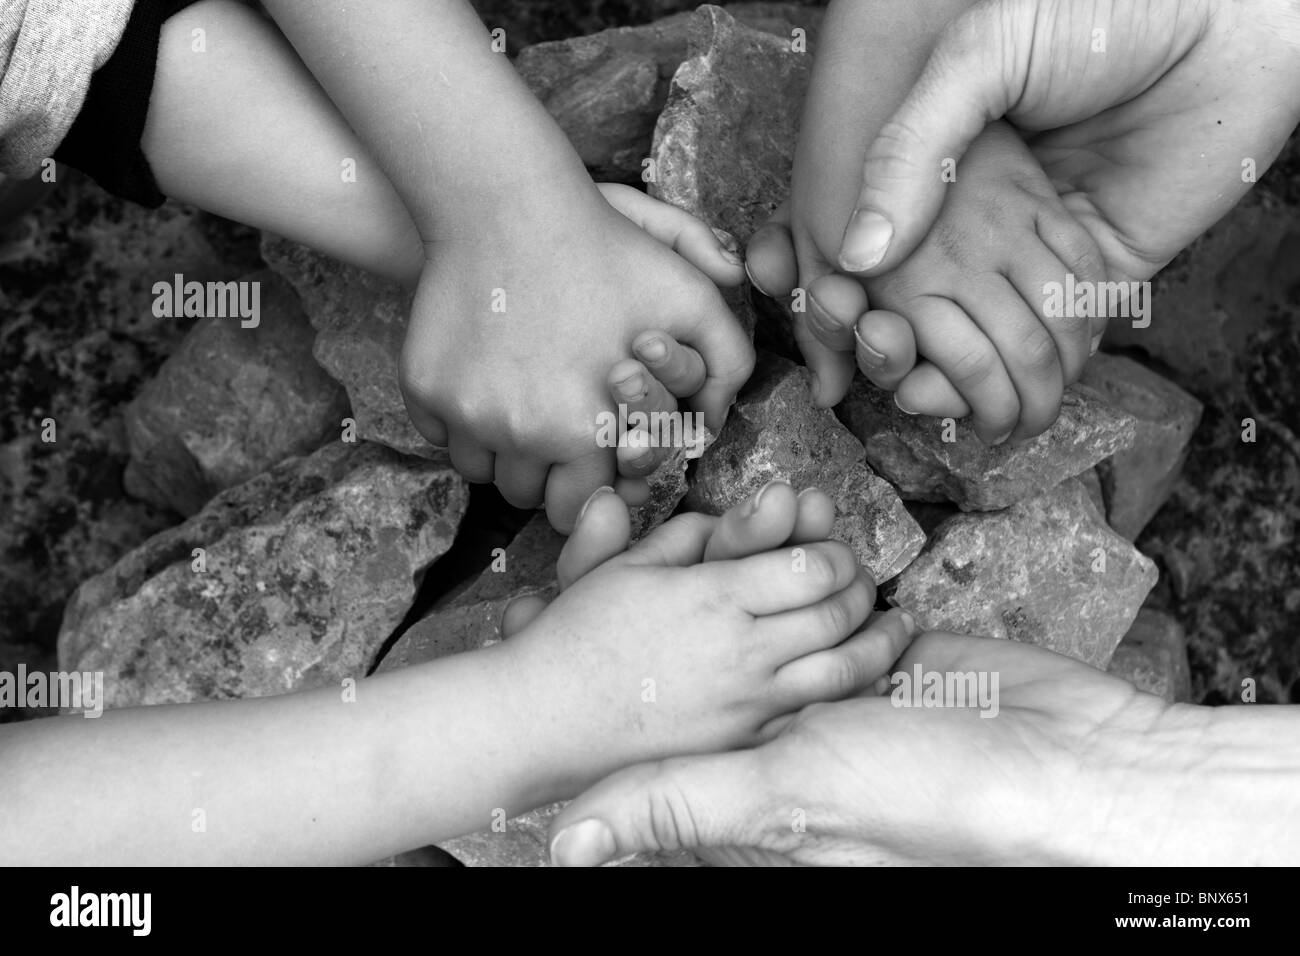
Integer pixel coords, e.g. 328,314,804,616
548,751,769,866
838,0,1027,276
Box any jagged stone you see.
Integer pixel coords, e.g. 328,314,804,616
260,235,432,458
1106,607,1193,703
687,354,924,583
58,442,467,708
836,377,1138,511
1080,353,1202,540
123,271,350,515
651,5,813,339
891,478,1158,669
517,3,822,183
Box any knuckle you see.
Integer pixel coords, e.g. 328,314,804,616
947,346,1000,390
1019,327,1062,378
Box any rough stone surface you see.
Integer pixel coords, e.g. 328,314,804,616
0,172,262,651
837,377,1138,512
517,3,821,182
1080,352,1203,540
381,513,564,670
629,428,713,538
1106,607,1193,703
651,6,813,339
260,235,432,458
892,478,1158,669
688,353,924,583
59,442,468,709
123,271,350,516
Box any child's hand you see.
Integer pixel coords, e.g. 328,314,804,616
400,184,753,531
501,482,914,796
749,122,1104,444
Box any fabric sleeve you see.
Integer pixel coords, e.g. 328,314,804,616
0,0,136,179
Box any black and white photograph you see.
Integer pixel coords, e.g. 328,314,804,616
0,0,1296,906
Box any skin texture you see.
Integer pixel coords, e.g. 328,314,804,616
143,0,753,531
549,631,1300,866
746,0,1300,434
0,485,899,865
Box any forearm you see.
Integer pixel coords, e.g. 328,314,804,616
143,0,424,286
1066,702,1300,865
0,642,552,865
260,0,601,248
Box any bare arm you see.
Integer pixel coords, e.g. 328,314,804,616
257,0,602,250
0,643,551,865
142,0,424,286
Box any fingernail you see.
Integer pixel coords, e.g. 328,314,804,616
898,610,917,634
854,326,888,369
839,210,893,272
894,393,919,416
577,486,615,525
712,227,745,266
744,259,774,298
550,819,616,867
616,373,644,400
749,478,790,515
991,429,1014,446
1090,334,1102,356
636,337,668,363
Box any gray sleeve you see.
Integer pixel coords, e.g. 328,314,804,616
0,0,137,177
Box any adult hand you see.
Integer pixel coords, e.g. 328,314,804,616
839,0,1300,282
547,632,1170,866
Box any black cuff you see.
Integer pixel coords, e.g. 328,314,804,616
53,0,204,208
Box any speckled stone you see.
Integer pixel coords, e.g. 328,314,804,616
836,377,1138,512
650,5,813,339
0,172,262,651
260,234,433,459
892,477,1158,669
1107,608,1193,703
516,3,821,183
58,442,467,708
1079,352,1203,541
688,353,925,584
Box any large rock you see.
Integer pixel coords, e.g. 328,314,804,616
891,478,1158,669
1080,353,1202,540
261,235,431,458
687,354,925,583
59,442,467,708
123,271,350,516
517,3,822,183
1106,608,1193,703
836,377,1138,511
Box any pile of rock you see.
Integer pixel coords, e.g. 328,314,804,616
56,4,1203,867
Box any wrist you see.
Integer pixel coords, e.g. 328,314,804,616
1044,696,1300,865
